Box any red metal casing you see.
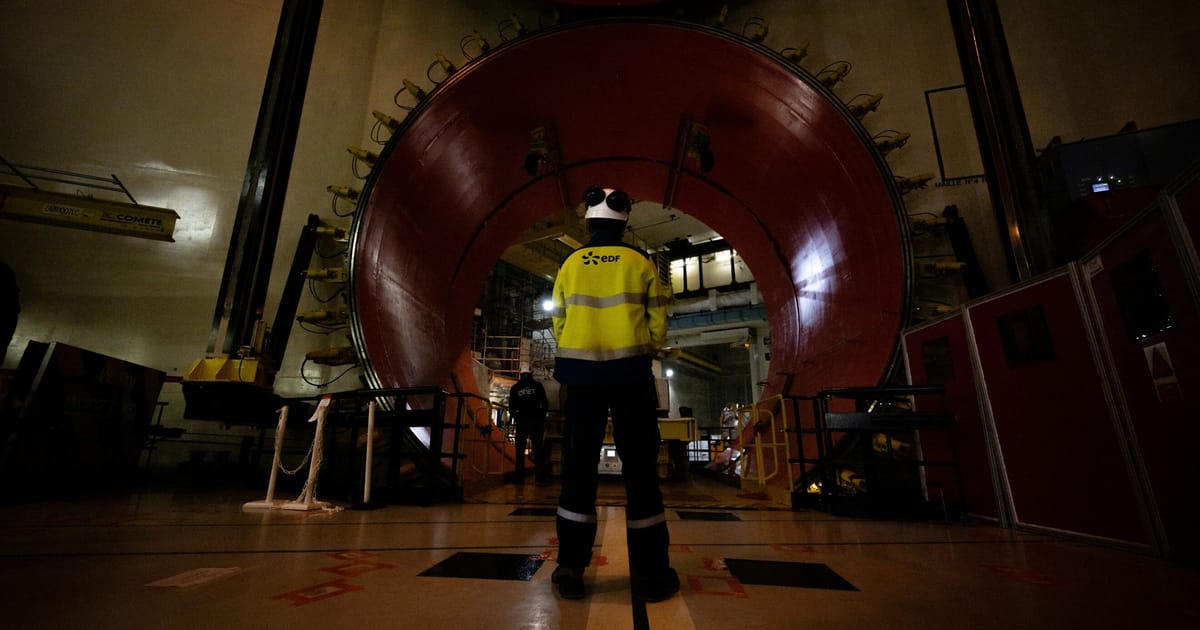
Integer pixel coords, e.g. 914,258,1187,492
350,21,907,412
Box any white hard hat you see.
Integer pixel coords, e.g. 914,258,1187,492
583,185,632,221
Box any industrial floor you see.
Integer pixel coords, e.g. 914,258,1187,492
1,472,1198,630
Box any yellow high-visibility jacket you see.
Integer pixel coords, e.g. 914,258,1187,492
551,235,668,385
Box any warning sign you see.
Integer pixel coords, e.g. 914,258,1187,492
1143,342,1182,402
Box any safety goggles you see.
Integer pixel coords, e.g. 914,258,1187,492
583,185,631,214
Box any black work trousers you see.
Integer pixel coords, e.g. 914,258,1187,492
512,413,548,482
556,380,670,575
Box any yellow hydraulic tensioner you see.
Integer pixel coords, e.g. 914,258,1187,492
303,267,347,283
327,185,361,202
305,346,357,366
297,309,349,325
895,173,935,194
313,224,348,241
848,93,884,119
874,131,911,155
348,146,378,166
817,61,851,88
782,42,810,63
373,110,401,132
917,260,968,276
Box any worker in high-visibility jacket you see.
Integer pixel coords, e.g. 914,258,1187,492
549,185,678,602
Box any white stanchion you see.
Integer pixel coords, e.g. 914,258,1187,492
363,400,376,505
243,396,341,513
243,406,289,510
282,396,335,511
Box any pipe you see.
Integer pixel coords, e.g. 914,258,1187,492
670,286,759,315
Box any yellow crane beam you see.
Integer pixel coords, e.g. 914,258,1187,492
0,184,178,242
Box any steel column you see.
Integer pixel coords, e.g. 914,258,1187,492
946,0,1049,282
207,0,323,356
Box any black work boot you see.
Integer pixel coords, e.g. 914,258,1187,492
631,567,680,602
552,565,586,599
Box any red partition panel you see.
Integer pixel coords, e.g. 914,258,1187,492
1083,207,1200,561
903,314,999,519
965,271,1148,545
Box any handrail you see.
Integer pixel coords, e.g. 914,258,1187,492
283,385,445,405
786,384,966,519
276,386,464,500
817,384,946,399
732,394,792,491
451,392,511,477
781,393,826,498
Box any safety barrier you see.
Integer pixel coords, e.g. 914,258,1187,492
244,398,340,512
731,394,793,492
688,425,741,467
786,386,965,520
456,394,512,478
240,386,466,510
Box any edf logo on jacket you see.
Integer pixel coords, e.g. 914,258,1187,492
581,251,622,265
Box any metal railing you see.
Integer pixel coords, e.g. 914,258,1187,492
455,394,512,477
278,386,464,501
731,394,794,492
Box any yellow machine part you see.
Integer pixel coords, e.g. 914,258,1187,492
872,432,914,457
182,356,270,387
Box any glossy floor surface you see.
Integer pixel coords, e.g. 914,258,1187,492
1,474,1198,629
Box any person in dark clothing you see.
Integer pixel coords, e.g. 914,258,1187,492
0,260,19,366
548,185,678,602
508,363,550,485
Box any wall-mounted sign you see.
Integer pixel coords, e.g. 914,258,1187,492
1143,341,1182,402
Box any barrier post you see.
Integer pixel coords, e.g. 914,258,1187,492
282,396,335,511
243,406,289,510
364,400,376,504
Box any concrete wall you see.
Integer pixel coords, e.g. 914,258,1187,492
1000,0,1200,148
0,0,389,471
